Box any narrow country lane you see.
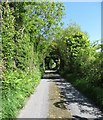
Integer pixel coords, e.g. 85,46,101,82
17,71,50,118
17,70,103,119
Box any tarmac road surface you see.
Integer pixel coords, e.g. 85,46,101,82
17,70,103,119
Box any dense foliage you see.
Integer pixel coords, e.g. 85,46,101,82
56,24,103,110
43,22,103,110
1,1,103,119
1,2,64,118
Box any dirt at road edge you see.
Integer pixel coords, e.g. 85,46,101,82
48,81,72,119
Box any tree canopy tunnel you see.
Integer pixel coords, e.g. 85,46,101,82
45,52,60,70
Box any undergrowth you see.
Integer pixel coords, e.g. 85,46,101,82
1,68,41,119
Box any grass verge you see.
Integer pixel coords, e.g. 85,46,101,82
1,68,42,119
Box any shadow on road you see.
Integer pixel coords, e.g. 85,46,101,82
42,70,60,79
43,70,103,119
54,78,103,119
72,115,103,120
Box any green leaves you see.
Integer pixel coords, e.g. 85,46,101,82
2,2,64,118
57,22,103,89
2,3,15,70
56,23,91,72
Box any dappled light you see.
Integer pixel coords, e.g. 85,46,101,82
1,1,103,119
46,71,103,119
